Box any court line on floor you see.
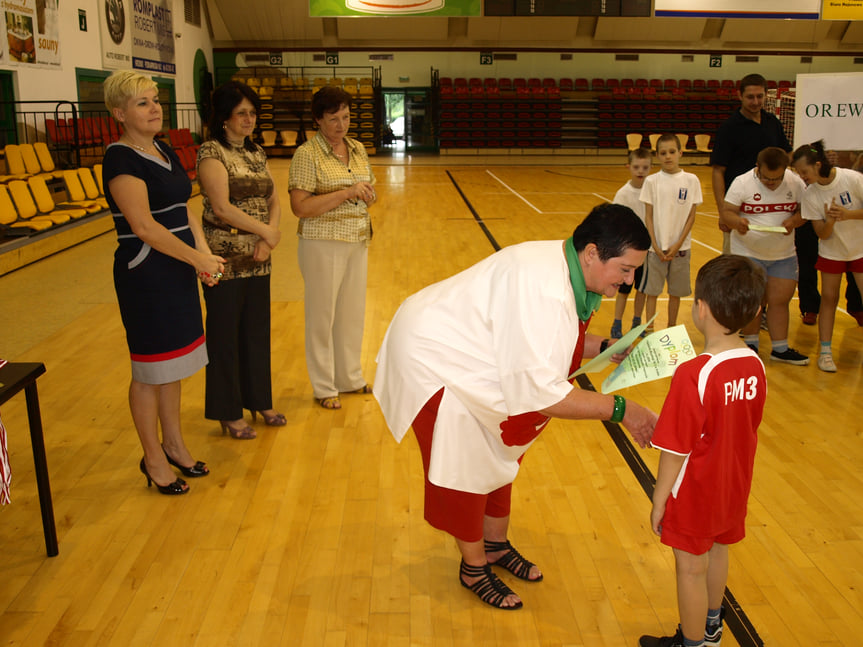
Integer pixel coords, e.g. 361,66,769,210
448,169,764,647
484,169,542,213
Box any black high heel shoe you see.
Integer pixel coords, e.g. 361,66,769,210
163,447,209,477
139,457,189,495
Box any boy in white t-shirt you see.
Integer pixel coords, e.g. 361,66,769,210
721,146,808,365
610,147,652,338
640,134,704,332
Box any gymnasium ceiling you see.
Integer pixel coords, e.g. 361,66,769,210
202,1,863,51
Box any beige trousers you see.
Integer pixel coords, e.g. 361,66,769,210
297,238,368,399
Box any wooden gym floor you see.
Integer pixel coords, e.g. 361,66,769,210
1,156,861,646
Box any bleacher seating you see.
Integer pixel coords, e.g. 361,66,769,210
28,176,89,219
9,180,74,226
1,183,52,232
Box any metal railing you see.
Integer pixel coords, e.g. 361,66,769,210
0,100,203,168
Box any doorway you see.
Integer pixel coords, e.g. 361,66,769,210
382,90,405,151
381,87,435,152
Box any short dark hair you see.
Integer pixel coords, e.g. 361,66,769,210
791,139,833,179
757,147,790,171
739,74,767,93
627,147,652,164
207,81,261,152
656,133,681,150
311,86,353,120
572,202,651,261
694,255,766,334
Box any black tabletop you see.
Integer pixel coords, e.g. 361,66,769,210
0,362,47,406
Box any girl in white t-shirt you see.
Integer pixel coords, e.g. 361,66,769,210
792,140,863,372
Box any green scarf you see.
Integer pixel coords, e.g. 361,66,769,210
565,237,602,322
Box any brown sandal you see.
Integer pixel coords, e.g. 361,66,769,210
316,396,341,410
349,384,373,394
220,420,256,440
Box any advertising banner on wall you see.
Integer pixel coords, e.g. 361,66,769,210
654,0,819,19
309,0,480,16
1,0,61,67
794,73,863,151
822,0,863,20
99,0,175,74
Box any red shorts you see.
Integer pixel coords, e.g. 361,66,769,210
660,521,745,555
816,256,863,274
411,388,514,542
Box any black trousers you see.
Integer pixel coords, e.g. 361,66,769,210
202,274,274,420
795,221,863,314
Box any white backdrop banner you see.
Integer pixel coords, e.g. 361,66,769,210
794,73,863,151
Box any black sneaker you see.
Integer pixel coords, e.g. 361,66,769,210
770,347,809,366
704,606,725,646
639,627,685,647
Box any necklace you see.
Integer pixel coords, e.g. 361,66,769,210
124,139,156,153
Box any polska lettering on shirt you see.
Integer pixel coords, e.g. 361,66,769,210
724,376,759,405
739,202,797,214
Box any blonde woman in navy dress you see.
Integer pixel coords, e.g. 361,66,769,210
102,70,225,494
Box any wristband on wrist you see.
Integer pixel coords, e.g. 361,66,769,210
599,338,610,353
610,395,626,424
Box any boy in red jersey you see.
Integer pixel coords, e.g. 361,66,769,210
639,255,767,647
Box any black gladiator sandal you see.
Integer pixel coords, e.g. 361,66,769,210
484,539,543,582
459,560,523,610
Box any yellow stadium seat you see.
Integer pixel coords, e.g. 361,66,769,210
8,180,72,226
1,144,31,182
76,168,109,209
60,170,104,213
33,142,63,179
695,134,712,153
27,176,88,219
0,183,51,231
626,133,644,151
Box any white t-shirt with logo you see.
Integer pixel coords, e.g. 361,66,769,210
800,167,863,262
725,168,805,260
640,170,703,251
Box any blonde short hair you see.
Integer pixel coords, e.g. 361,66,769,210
103,70,157,111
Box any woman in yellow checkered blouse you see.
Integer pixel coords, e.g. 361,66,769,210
288,86,377,410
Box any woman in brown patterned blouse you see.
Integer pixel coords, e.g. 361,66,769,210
197,81,284,439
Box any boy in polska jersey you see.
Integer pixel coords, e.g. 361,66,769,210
640,255,767,647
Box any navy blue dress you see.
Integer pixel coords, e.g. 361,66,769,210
102,140,208,384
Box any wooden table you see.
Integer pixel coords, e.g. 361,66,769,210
0,362,58,556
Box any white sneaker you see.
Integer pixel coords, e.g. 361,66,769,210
818,353,837,373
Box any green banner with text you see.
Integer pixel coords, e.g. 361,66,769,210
310,0,480,16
